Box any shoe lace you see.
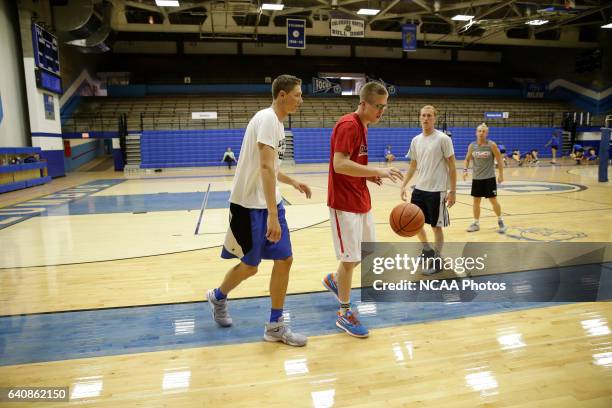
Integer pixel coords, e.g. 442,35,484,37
214,300,229,318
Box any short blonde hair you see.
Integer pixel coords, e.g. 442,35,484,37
420,105,438,116
477,123,489,131
360,82,388,103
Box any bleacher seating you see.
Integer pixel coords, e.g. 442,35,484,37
140,129,244,168
293,127,557,164
63,95,571,133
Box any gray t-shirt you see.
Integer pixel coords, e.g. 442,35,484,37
469,140,496,180
408,129,455,192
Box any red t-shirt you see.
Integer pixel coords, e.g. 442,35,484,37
327,113,371,213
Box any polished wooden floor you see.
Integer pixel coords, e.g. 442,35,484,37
1,159,611,407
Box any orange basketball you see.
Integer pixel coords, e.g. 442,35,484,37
389,203,425,237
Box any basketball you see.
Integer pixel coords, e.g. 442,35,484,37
389,203,425,237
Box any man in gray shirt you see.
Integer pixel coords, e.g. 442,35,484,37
401,105,457,275
463,123,507,233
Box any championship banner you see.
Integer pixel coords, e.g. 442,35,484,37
287,19,306,49
402,24,417,52
330,19,365,37
312,77,341,94
366,76,397,96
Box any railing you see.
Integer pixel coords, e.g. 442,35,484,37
62,109,568,133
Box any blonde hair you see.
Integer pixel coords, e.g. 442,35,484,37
420,105,438,116
360,82,388,103
477,123,489,131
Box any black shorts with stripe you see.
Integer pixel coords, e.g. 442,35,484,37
410,189,450,228
471,177,497,198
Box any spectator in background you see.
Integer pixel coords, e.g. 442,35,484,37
497,143,508,167
530,149,540,165
384,145,395,165
511,149,521,166
545,131,560,164
222,147,236,169
570,144,584,164
586,147,598,163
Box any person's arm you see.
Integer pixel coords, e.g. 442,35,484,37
277,171,312,198
400,159,417,201
463,144,473,181
491,142,504,184
258,142,282,243
446,155,457,207
333,152,402,181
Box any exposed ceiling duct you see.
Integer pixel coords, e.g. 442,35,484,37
53,0,114,53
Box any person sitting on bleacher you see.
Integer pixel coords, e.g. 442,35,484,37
222,147,236,169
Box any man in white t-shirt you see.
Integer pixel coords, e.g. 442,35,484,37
400,105,457,275
206,75,312,347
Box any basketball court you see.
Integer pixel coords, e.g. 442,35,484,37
1,159,611,406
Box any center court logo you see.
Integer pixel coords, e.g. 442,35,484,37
456,181,586,195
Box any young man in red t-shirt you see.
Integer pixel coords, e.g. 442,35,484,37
323,82,403,338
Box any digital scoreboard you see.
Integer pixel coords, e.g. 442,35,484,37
32,23,62,94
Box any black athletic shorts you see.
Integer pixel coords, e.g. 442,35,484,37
471,177,497,198
410,189,450,228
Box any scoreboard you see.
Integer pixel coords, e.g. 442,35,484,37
32,23,62,94
32,23,60,75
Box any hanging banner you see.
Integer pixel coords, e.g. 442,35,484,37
402,24,417,52
366,76,397,96
312,77,341,94
287,19,306,49
330,19,365,37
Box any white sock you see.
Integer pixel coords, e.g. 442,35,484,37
473,219,480,224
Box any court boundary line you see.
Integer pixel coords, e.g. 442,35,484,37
2,261,609,318
0,219,330,270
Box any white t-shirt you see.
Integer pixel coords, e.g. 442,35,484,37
229,107,285,209
408,129,455,192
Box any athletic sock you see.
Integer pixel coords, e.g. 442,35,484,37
214,287,226,301
339,302,351,315
270,308,283,323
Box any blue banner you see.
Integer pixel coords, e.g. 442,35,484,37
402,24,417,52
287,19,306,49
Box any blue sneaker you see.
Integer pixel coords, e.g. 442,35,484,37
336,309,369,338
322,273,340,302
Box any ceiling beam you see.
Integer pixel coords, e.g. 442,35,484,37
369,0,400,24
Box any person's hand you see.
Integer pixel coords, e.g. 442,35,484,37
462,171,468,181
497,174,504,184
266,214,282,243
401,186,410,202
292,180,312,198
446,191,456,208
378,167,403,183
367,176,383,186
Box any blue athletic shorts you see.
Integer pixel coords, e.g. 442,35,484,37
221,202,292,266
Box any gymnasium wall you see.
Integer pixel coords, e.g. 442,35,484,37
63,139,105,172
293,127,559,164
137,127,558,168
0,0,30,147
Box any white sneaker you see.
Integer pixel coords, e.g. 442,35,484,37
264,316,307,347
206,289,233,327
498,220,508,234
466,223,480,232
